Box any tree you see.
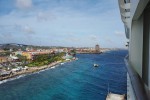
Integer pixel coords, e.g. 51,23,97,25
70,49,76,57
16,54,27,65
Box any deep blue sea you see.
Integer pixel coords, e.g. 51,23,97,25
0,50,127,100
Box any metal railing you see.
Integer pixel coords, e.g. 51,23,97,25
124,56,149,100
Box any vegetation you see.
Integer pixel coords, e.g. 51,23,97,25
3,48,10,51
70,49,76,57
16,54,27,62
0,51,11,56
16,54,28,66
27,52,65,67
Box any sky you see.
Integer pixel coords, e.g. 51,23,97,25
0,0,127,48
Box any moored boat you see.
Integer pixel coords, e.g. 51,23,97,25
93,64,99,67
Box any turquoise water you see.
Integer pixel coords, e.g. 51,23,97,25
0,50,127,100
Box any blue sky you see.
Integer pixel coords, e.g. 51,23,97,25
0,0,126,48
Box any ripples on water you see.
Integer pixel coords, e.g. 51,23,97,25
0,50,127,100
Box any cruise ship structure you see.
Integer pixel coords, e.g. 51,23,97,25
118,0,150,100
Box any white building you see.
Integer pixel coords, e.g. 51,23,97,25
118,0,150,99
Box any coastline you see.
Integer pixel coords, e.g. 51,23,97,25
0,49,126,84
76,48,126,54
76,52,102,54
0,60,73,83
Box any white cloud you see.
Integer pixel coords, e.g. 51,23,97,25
114,31,125,36
37,11,56,22
0,33,13,38
16,0,32,9
0,0,126,48
89,34,98,41
22,25,35,34
105,37,113,43
37,12,48,21
69,38,80,42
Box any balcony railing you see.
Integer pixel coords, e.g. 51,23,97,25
124,56,149,100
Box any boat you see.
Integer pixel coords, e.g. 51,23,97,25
75,58,78,60
106,83,125,100
106,93,125,100
93,64,99,67
60,63,64,65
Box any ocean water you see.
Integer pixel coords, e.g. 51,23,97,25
0,50,127,100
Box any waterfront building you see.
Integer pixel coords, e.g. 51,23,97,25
95,44,100,53
22,51,52,60
22,52,32,60
63,53,73,60
0,70,12,77
9,54,19,61
14,51,23,56
9,48,12,52
0,57,8,63
0,49,5,53
118,0,150,99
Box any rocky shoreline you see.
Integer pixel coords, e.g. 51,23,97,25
0,60,70,82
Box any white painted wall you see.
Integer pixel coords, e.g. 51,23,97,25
129,15,143,77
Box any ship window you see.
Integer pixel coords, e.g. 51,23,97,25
125,9,130,12
124,0,130,3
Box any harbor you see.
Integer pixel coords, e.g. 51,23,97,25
0,50,127,100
